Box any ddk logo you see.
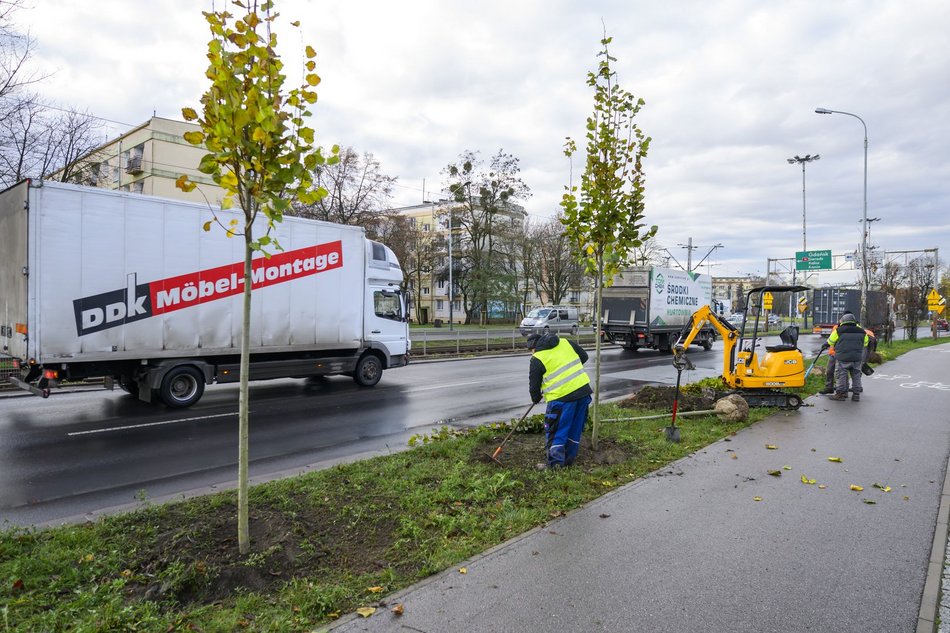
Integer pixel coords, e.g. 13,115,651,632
654,273,665,296
74,273,151,335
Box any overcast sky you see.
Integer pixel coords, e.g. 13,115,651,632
21,0,950,282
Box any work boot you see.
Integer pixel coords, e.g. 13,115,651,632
829,393,847,401
852,394,860,402
818,388,834,395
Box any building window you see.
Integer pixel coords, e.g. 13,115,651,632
423,287,430,295
436,300,444,310
570,291,580,303
437,279,445,290
423,223,430,232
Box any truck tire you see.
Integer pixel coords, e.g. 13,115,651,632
353,353,383,387
159,366,205,408
701,338,713,351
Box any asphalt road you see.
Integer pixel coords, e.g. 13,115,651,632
0,338,749,528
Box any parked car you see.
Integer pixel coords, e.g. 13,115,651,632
767,314,782,327
726,313,745,326
937,318,949,331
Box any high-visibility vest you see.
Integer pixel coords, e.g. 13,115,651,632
533,338,590,401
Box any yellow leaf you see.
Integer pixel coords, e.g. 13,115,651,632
872,483,891,492
601,481,615,487
84,553,94,562
182,130,205,145
220,171,238,189
459,567,467,574
181,107,198,121
202,220,212,232
252,127,267,143
291,20,300,27
121,569,132,578
220,196,233,210
391,603,405,615
800,475,816,485
767,470,782,477
782,465,792,470
850,484,864,491
356,607,376,618
367,586,383,593
305,44,316,58
765,444,778,450
753,496,763,502
306,73,321,87
328,612,340,619
175,175,196,192
827,457,843,463
730,454,738,460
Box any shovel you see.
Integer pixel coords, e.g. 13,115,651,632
489,402,536,464
667,351,696,443
803,347,826,381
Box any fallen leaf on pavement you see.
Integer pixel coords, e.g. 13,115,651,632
599,513,611,519
818,484,827,490
767,470,782,477
850,484,864,491
801,475,816,485
766,444,778,450
783,465,792,470
863,499,876,505
872,483,892,492
731,454,738,460
391,604,405,616
827,457,843,463
459,567,467,574
356,607,376,618
753,496,763,502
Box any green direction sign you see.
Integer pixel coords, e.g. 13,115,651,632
796,249,832,271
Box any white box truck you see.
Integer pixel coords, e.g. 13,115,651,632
0,180,411,407
600,266,715,352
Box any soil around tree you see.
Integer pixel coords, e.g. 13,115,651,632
616,385,717,412
124,430,635,612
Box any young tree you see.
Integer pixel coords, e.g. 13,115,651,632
176,0,335,555
561,35,657,448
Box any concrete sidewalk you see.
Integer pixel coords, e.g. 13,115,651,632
329,344,950,633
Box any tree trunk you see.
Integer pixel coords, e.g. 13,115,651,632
237,217,253,555
591,255,604,451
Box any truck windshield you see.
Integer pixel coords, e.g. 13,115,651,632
527,309,551,318
374,290,403,321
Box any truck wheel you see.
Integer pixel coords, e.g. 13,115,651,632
159,366,205,408
701,339,713,351
119,379,138,395
353,354,383,387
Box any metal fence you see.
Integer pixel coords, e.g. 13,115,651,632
410,327,596,357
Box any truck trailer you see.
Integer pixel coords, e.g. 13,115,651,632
811,287,891,336
600,266,715,352
0,180,411,408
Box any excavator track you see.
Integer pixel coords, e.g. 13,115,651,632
726,389,803,410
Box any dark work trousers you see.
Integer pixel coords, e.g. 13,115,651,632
824,354,837,392
544,395,592,467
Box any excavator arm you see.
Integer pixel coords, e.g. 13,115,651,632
673,305,741,382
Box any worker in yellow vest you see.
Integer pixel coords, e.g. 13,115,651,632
527,331,593,469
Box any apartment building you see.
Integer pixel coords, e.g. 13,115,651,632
49,116,225,205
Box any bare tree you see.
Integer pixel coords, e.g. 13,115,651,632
534,214,584,305
294,147,396,230
0,98,102,187
0,0,43,121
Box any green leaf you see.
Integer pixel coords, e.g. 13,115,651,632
183,131,205,145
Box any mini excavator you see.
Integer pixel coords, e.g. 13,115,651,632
673,285,809,410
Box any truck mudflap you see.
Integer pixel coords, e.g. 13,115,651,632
724,389,803,410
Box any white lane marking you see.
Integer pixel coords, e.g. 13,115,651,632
404,381,485,393
68,412,238,436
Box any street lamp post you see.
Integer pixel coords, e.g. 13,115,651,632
787,154,820,327
815,107,869,321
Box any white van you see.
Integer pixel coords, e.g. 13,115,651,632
519,306,580,336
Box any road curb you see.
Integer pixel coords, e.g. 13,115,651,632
919,452,950,633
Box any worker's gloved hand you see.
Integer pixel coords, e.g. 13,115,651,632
821,343,830,351
532,396,542,405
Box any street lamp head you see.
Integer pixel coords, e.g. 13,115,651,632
815,107,833,114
